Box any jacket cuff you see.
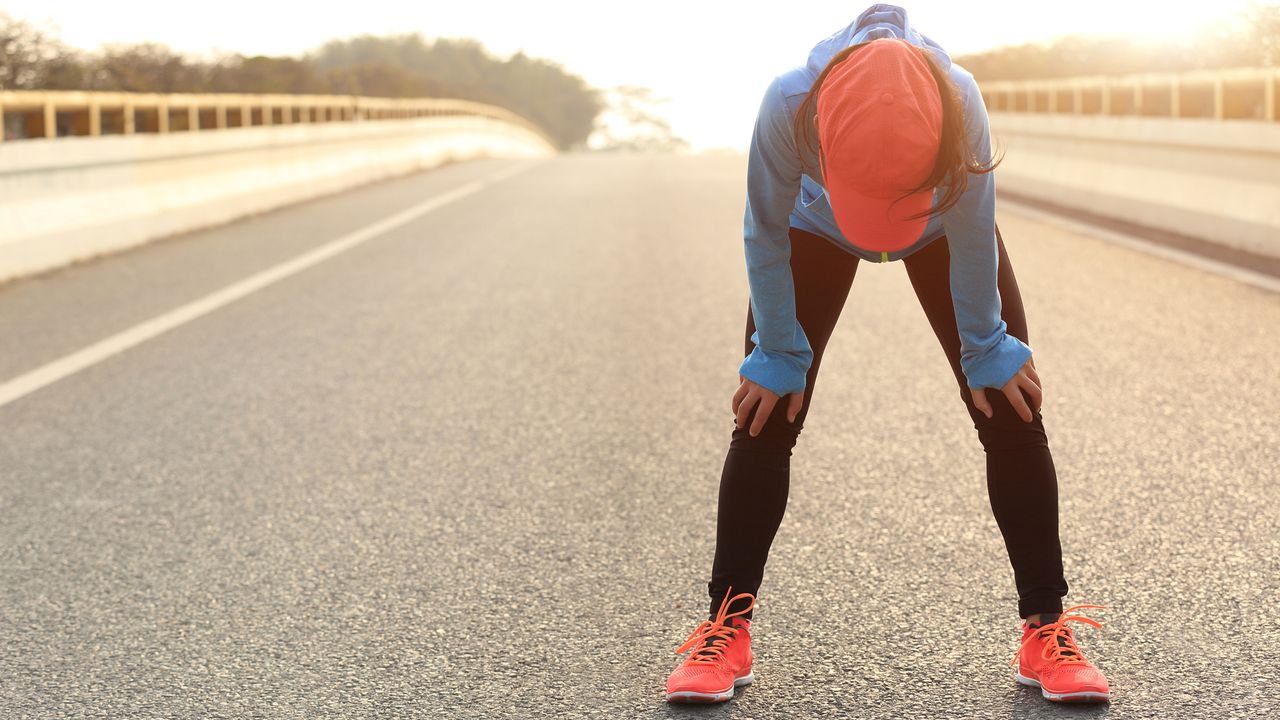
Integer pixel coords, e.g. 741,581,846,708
962,334,1033,389
738,345,809,397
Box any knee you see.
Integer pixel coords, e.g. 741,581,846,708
727,392,807,455
976,417,1048,453
963,387,1049,452
728,414,803,456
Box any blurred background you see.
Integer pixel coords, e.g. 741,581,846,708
4,0,1279,149
1,2,1277,719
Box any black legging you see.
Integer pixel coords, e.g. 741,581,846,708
708,224,1069,619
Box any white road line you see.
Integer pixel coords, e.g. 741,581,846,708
1000,199,1280,295
0,160,541,409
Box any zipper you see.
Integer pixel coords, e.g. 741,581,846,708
880,251,890,263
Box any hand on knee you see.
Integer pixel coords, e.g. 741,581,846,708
970,358,1042,423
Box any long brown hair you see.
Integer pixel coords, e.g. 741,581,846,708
792,41,1002,221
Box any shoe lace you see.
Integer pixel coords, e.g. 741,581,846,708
1011,604,1105,667
674,588,756,665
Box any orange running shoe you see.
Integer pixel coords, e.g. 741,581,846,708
1012,605,1111,703
665,590,756,703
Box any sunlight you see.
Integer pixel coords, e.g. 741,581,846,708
3,0,1272,150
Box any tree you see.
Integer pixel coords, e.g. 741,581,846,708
956,1,1280,81
90,42,206,92
309,34,602,149
0,17,603,147
1247,0,1280,66
591,86,689,153
0,13,80,89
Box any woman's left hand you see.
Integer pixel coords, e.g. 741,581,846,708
970,357,1042,423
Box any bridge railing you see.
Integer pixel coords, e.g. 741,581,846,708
0,89,555,283
981,67,1279,122
0,90,552,146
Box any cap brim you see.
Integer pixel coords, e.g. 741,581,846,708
827,181,934,253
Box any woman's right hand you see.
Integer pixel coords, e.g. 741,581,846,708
970,357,1043,423
733,376,804,437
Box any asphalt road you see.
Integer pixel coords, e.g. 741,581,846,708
1,155,1277,719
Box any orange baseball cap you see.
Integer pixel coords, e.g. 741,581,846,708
816,38,943,252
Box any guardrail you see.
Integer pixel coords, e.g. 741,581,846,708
981,67,1280,121
0,90,552,146
0,91,555,283
987,111,1280,261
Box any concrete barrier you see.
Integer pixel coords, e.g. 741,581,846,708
989,112,1280,260
0,115,554,282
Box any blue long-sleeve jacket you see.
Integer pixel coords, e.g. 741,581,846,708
739,4,1033,396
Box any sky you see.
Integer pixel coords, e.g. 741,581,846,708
7,1,1260,149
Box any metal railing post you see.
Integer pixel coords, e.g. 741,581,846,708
1266,69,1276,122
44,98,57,138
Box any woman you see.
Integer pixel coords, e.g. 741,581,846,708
664,5,1110,706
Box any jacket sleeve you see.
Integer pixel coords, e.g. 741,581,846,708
941,74,1033,389
737,76,812,397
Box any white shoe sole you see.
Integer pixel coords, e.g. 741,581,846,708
666,672,754,703
1017,670,1110,703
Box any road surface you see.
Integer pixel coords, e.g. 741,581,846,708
1,155,1277,719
